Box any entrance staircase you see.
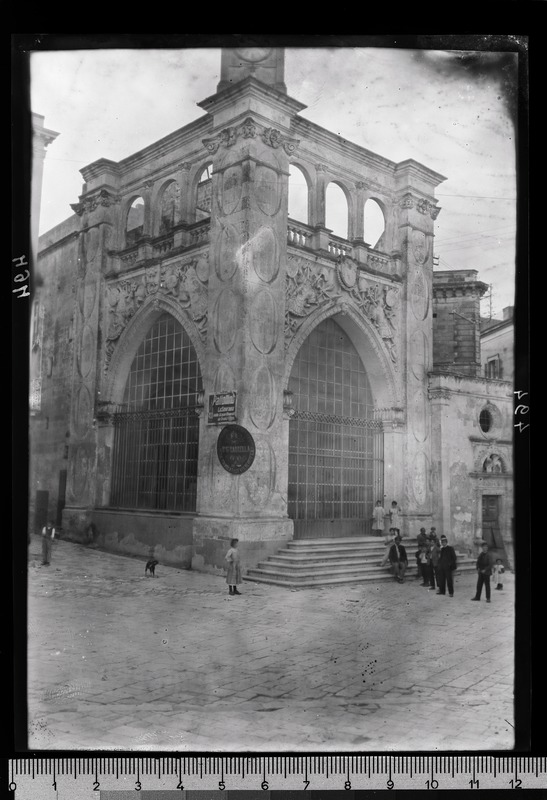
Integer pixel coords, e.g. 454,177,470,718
244,536,476,588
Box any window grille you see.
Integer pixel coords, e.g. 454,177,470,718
288,317,383,534
110,314,202,512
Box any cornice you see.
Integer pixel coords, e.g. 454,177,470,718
198,76,307,118
103,116,214,178
292,116,398,178
433,281,489,299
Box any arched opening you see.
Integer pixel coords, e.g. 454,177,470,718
288,164,309,224
326,182,349,240
196,163,213,221
110,313,203,512
287,316,383,538
158,180,181,234
125,196,145,246
364,198,386,249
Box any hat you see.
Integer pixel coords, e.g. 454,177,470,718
440,535,447,541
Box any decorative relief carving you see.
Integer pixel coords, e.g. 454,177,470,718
249,363,277,430
417,198,441,218
71,189,121,217
285,255,399,363
411,229,430,265
410,267,430,321
247,226,278,283
219,164,243,215
212,288,238,354
104,259,209,369
202,117,299,156
412,450,429,506
254,165,281,216
399,194,414,209
215,222,241,281
250,288,278,354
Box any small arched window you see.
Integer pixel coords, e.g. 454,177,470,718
364,198,386,249
288,165,309,224
126,197,145,245
196,164,213,221
159,181,180,234
326,182,349,240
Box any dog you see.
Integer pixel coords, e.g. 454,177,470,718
145,559,159,577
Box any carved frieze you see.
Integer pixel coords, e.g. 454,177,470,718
203,116,299,156
285,254,399,363
104,258,209,370
398,193,440,219
71,189,121,217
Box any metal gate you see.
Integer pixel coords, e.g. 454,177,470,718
110,406,199,512
288,410,383,538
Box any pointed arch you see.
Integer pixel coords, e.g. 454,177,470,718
284,301,400,410
104,294,206,407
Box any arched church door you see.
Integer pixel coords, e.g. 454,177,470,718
287,317,383,538
110,313,202,512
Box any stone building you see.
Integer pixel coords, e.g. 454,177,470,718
30,48,514,574
480,305,514,382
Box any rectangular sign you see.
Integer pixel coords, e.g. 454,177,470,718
207,391,237,424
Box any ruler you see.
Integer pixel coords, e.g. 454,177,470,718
7,756,547,795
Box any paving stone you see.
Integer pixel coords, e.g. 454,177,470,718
26,536,516,751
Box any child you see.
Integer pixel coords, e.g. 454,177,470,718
41,520,56,566
418,543,431,586
225,538,242,596
492,558,505,590
371,500,387,536
389,501,402,536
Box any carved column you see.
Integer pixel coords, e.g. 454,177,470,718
62,189,120,538
192,116,299,570
428,385,452,538
394,182,443,535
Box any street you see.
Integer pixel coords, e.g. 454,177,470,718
26,536,515,751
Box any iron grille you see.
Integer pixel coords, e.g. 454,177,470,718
110,406,199,512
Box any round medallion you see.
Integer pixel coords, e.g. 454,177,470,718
217,425,256,475
235,48,272,63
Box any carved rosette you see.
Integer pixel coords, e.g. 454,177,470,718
104,259,209,371
202,117,299,156
285,255,399,365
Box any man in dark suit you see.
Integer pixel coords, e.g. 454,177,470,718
436,534,457,597
388,535,408,583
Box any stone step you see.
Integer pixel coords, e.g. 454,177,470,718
245,566,475,588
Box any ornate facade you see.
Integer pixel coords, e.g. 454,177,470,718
30,48,513,572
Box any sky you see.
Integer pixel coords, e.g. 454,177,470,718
28,41,522,319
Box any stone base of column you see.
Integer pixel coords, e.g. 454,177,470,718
191,516,294,575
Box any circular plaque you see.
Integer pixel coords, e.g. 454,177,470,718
217,424,256,474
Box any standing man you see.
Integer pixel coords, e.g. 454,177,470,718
436,534,457,597
41,520,56,566
387,535,408,584
471,542,493,603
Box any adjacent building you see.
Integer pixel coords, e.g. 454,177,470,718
29,48,515,575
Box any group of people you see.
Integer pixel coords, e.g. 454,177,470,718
379,524,458,595
373,499,506,601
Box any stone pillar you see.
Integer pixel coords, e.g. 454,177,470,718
429,385,452,538
192,114,300,572
177,161,193,225
311,164,328,227
395,187,443,536
62,184,120,540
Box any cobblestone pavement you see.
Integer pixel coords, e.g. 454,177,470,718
26,536,515,752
